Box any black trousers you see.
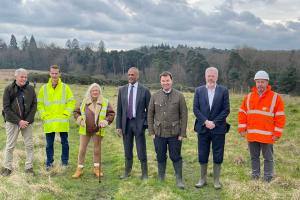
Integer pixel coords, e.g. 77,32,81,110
123,119,147,162
197,132,225,164
154,136,182,163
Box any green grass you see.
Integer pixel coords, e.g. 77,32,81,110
0,81,299,200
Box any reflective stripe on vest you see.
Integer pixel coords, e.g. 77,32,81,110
247,110,274,117
65,107,73,112
274,127,283,132
269,93,278,113
246,92,278,117
44,83,66,106
275,111,285,116
238,124,246,128
44,119,69,124
67,97,75,103
247,129,272,135
239,108,246,114
246,93,251,111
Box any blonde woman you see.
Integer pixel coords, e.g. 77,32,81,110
72,83,115,178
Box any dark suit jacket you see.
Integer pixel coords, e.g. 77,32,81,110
193,85,230,134
116,83,151,135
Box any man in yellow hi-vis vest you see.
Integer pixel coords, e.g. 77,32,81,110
37,65,75,170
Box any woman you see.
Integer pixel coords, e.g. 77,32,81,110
72,83,115,178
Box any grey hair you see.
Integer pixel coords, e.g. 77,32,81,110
84,83,102,99
128,67,139,76
205,67,218,76
15,68,28,76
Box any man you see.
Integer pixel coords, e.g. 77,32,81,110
238,70,285,182
37,65,75,170
193,67,230,189
148,71,188,189
116,67,151,180
1,68,37,176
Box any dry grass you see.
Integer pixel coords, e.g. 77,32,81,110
0,79,299,200
0,69,47,81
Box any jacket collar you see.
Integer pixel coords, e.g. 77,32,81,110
12,80,29,89
47,78,62,87
128,82,138,88
161,88,173,94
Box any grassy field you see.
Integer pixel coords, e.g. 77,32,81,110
0,80,299,200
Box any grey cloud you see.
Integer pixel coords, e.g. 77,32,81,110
286,20,300,31
0,0,299,50
236,0,277,4
0,0,129,31
239,11,263,25
122,0,207,30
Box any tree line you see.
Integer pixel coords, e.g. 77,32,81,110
0,34,299,95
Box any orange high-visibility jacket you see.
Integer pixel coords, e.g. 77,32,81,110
238,85,286,144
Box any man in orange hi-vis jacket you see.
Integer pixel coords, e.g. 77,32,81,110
238,70,286,182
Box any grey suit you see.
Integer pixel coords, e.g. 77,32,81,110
116,83,151,161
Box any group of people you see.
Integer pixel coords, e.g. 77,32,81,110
1,65,286,190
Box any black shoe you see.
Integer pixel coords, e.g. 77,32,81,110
61,162,68,167
1,168,12,176
251,175,260,180
263,176,272,182
46,164,53,171
61,164,69,171
25,168,35,176
119,173,131,179
120,159,133,180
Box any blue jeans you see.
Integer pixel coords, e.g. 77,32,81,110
46,132,69,166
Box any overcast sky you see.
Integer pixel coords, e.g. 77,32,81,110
0,0,299,50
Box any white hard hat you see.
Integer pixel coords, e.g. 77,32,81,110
254,70,269,80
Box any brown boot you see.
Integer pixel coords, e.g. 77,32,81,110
72,167,83,178
94,166,103,177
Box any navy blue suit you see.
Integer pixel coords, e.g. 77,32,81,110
116,83,151,161
193,85,230,164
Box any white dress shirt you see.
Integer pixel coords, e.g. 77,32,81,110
206,84,216,110
128,82,138,118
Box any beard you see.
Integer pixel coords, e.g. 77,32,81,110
257,86,266,94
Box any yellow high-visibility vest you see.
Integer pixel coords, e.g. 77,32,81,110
78,97,108,136
37,78,75,133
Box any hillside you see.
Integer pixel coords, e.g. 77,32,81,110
1,43,300,94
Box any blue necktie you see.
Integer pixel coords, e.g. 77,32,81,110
127,85,134,119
